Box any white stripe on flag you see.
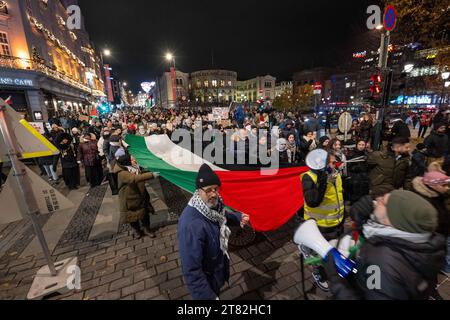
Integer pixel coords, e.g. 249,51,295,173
144,135,226,172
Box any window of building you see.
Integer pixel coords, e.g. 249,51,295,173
212,80,218,87
196,80,201,88
204,80,209,88
69,32,77,41
0,32,11,56
228,81,232,87
220,80,225,87
39,0,48,9
176,78,183,86
0,1,8,14
265,82,272,88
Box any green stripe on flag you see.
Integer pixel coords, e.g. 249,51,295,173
125,134,198,193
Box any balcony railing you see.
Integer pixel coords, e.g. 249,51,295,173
0,55,92,93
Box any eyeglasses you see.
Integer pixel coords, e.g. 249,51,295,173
201,187,220,195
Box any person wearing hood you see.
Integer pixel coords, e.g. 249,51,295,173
325,190,446,300
286,133,299,164
54,133,80,190
282,119,299,144
71,127,81,151
299,131,318,159
424,123,449,166
114,154,157,239
275,138,289,164
412,171,450,276
346,140,370,204
300,150,345,292
319,136,330,149
178,164,250,300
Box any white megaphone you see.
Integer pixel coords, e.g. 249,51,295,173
305,149,328,170
294,220,356,278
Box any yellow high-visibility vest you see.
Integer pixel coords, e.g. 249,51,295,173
302,171,344,228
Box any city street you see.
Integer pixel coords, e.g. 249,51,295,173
0,0,449,304
0,126,449,300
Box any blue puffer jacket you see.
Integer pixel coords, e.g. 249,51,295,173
178,205,241,300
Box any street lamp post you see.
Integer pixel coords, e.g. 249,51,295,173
166,53,177,109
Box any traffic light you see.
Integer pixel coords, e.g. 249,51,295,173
369,73,383,103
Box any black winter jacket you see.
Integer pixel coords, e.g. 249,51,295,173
424,131,449,158
328,234,446,300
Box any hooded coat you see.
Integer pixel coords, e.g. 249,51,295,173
424,131,449,158
412,177,450,237
114,164,154,224
329,233,446,300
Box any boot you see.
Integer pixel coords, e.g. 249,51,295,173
143,226,156,238
130,223,144,239
133,229,145,239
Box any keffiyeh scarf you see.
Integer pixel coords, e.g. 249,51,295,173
363,219,431,244
188,191,231,259
126,165,141,175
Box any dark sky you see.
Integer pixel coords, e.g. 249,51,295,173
78,0,380,91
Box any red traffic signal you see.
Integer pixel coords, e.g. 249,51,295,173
370,74,382,83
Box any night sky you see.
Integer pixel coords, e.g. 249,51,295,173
78,0,381,91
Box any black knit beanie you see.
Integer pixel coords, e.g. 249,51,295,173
196,164,221,189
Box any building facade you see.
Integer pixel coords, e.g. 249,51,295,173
235,75,276,103
190,69,237,104
0,0,104,121
156,70,189,109
275,81,293,97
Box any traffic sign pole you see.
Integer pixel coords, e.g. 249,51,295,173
0,103,57,276
374,5,396,151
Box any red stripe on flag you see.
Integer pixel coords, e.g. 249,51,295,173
216,166,309,232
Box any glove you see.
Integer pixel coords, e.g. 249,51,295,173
323,250,340,283
350,195,374,233
317,169,328,184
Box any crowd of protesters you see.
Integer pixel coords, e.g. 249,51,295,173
5,103,449,300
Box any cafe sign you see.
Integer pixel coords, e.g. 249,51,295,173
0,77,34,87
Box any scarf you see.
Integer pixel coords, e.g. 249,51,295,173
125,165,140,175
363,219,432,244
286,141,296,163
303,136,317,150
188,191,231,259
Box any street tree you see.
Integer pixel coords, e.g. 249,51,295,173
391,0,449,47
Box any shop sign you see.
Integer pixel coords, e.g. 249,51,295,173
0,77,34,87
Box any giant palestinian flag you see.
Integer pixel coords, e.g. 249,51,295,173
126,134,309,232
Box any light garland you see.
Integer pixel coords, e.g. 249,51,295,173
28,15,86,67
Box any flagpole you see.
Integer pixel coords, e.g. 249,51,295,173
0,100,57,276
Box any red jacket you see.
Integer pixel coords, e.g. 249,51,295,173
77,141,99,166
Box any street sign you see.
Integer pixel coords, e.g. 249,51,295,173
0,166,74,225
0,98,59,162
383,5,397,32
338,112,353,134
